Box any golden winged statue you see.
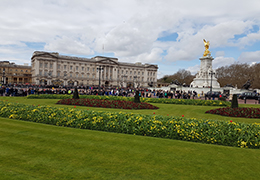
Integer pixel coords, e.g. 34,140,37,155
203,39,210,56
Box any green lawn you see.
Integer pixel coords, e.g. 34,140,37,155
1,96,260,179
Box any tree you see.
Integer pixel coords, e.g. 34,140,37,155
216,63,253,88
158,69,194,86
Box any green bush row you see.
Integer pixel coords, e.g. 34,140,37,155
27,94,230,106
0,100,258,149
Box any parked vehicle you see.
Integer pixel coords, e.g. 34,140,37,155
238,92,260,100
205,91,222,98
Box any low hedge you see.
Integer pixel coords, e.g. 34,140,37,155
0,100,259,149
27,94,230,107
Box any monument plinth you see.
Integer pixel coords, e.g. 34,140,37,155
190,39,220,88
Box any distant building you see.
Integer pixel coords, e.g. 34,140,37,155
31,51,158,87
0,61,32,85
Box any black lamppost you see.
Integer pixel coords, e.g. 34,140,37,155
209,70,215,100
97,65,103,94
2,68,5,85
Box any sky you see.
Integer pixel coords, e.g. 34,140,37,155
1,0,260,79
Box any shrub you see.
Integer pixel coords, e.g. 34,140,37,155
231,94,238,108
134,90,141,103
218,96,226,101
73,87,79,99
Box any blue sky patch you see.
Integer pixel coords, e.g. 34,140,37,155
22,41,46,50
157,32,178,42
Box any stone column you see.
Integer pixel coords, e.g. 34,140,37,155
108,66,111,80
53,60,57,77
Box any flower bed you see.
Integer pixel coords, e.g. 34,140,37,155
1,100,260,149
56,98,159,110
206,107,260,118
27,94,230,107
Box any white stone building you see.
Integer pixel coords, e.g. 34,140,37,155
31,51,158,87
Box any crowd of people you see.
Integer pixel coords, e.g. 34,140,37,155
0,83,211,100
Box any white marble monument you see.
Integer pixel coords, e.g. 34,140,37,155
190,39,220,88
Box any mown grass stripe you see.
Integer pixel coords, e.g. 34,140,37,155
1,118,260,179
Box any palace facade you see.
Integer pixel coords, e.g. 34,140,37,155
0,61,32,85
31,51,158,87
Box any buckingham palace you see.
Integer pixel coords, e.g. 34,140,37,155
31,51,158,87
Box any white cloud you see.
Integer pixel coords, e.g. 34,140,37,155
44,36,94,56
164,20,255,62
157,71,164,79
215,51,225,57
237,51,260,64
119,48,163,64
213,56,236,68
235,32,260,47
0,0,260,73
187,65,200,75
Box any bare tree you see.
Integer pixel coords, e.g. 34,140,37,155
158,69,194,86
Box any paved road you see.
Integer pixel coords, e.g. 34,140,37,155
237,99,260,105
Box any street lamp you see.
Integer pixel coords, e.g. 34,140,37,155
209,70,215,100
97,65,103,95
